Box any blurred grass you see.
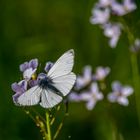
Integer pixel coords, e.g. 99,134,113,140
0,0,140,140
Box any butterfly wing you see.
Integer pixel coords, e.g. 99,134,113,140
52,72,76,96
40,88,62,108
47,49,76,96
17,86,42,106
47,49,74,78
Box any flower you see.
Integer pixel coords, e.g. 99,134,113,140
20,59,38,80
44,61,53,72
107,81,133,106
90,7,110,25
98,0,115,7
111,0,137,16
130,38,140,53
103,23,122,48
80,82,104,110
123,0,137,13
29,79,38,87
75,66,92,90
11,80,27,104
93,66,110,81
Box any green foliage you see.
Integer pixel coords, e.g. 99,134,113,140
0,0,140,140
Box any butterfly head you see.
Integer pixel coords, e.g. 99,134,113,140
37,73,47,81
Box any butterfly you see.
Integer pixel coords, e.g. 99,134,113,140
17,49,76,108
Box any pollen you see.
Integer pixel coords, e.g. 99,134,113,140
32,74,37,80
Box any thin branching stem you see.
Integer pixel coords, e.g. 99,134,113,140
36,116,48,140
50,106,61,126
31,107,46,123
53,113,69,140
24,109,36,123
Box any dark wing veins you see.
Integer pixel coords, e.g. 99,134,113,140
47,83,64,97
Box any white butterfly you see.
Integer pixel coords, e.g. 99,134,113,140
17,49,76,108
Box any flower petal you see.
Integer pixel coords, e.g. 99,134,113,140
29,80,38,87
12,92,22,105
44,62,53,72
86,99,96,110
112,81,122,92
90,8,110,25
29,59,38,69
75,76,85,90
11,83,21,93
111,2,125,16
80,92,92,101
95,66,110,80
96,92,104,100
23,68,37,80
68,92,82,102
122,86,133,96
11,80,27,93
117,97,129,106
19,62,29,72
107,92,117,102
90,82,99,93
83,66,92,80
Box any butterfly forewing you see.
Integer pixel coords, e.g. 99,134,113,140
47,49,74,79
47,49,76,96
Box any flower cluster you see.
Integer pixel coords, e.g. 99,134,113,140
90,0,137,48
69,66,110,110
69,65,133,110
11,59,53,105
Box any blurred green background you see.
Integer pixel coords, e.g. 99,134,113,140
0,0,140,140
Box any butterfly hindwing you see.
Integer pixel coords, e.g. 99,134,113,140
17,86,42,106
40,89,62,108
52,72,76,96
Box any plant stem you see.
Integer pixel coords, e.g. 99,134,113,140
53,113,68,140
130,53,140,125
120,17,140,125
35,116,48,140
46,111,52,140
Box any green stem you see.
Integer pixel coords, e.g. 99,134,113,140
53,122,63,140
120,17,140,125
46,111,52,140
53,113,68,140
130,53,140,124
